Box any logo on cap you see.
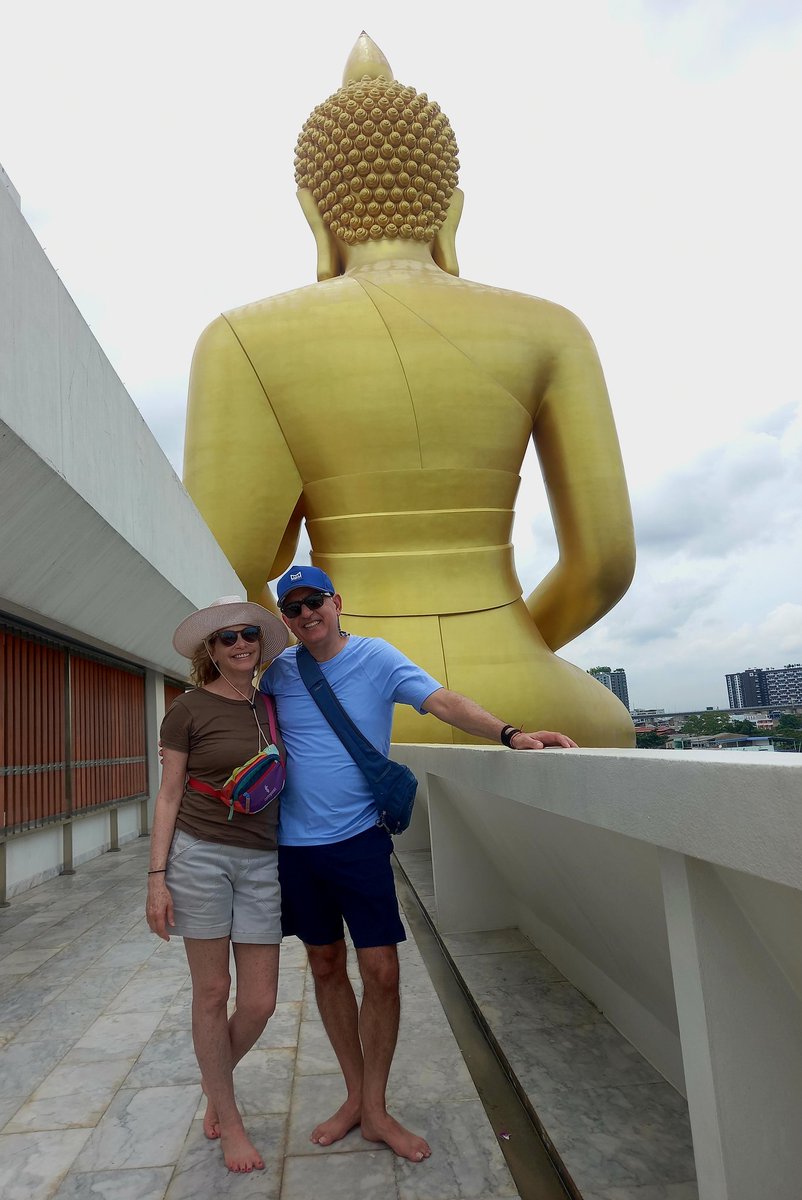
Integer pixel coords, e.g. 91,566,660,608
290,572,302,580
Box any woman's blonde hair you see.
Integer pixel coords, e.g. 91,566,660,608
189,640,218,687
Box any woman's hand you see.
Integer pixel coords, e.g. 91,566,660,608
146,874,175,941
146,746,188,941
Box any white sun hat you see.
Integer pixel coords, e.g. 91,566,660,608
172,596,289,664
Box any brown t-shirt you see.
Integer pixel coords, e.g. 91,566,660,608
160,689,283,851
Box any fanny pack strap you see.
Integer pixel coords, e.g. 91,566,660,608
187,777,221,799
295,645,389,786
259,692,282,758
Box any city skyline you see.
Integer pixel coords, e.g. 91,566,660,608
2,1,800,712
587,661,802,715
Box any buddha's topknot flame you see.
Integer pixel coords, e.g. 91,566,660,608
295,76,459,245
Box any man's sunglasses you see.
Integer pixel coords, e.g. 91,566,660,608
279,591,332,619
212,625,261,646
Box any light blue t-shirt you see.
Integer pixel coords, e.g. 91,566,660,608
259,635,441,846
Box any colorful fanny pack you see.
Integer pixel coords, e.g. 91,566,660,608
188,694,285,821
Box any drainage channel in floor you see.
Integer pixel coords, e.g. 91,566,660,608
393,857,580,1200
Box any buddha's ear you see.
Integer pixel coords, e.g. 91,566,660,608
297,188,345,281
432,187,463,277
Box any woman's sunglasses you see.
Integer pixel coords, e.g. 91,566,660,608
279,591,332,619
212,625,261,647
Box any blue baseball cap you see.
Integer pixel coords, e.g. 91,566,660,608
276,565,336,605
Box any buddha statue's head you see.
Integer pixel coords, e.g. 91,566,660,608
295,33,463,279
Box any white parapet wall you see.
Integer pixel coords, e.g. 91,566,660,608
0,167,243,896
392,745,802,1200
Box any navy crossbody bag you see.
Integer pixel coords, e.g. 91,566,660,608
295,645,418,835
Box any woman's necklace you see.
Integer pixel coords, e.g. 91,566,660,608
220,676,255,705
213,670,270,750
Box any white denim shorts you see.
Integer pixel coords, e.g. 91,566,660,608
165,828,281,943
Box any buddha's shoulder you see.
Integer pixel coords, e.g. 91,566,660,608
439,276,591,344
222,277,373,323
196,274,589,344
457,275,585,319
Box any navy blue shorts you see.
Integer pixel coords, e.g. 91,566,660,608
277,825,406,948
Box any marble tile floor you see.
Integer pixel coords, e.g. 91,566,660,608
395,849,699,1200
0,837,520,1200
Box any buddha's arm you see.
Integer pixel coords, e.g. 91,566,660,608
525,311,635,651
183,315,304,606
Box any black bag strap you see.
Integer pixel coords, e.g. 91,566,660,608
295,645,390,786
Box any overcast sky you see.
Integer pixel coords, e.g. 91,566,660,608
2,0,801,711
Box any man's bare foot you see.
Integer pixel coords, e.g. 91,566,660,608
201,1080,220,1140
310,1096,362,1146
362,1111,431,1162
220,1125,265,1173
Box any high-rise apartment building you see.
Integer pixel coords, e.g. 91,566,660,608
726,664,802,709
766,664,802,705
588,667,630,710
726,669,769,709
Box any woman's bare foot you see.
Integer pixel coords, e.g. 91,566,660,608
220,1125,265,1173
310,1096,362,1146
362,1111,431,1162
201,1080,220,1140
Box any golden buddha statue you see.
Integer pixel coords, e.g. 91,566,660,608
184,34,636,746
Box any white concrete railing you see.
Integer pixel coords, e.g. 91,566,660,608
392,745,802,1200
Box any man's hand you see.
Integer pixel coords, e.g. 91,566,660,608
509,730,577,750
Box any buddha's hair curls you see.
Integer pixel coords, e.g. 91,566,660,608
295,76,459,246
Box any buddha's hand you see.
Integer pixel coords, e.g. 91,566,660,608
510,730,578,750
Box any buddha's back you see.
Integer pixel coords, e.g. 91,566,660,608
183,36,636,747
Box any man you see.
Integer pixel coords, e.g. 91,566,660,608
261,563,576,1163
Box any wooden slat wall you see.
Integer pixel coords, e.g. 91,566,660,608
0,630,67,831
164,681,187,710
71,657,146,811
1,625,147,833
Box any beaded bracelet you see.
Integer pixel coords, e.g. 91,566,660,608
500,724,522,748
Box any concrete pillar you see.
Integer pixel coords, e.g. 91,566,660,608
660,849,802,1200
143,670,166,835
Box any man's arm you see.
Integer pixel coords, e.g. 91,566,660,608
421,689,577,750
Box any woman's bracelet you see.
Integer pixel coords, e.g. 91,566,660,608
500,724,522,748
147,868,167,875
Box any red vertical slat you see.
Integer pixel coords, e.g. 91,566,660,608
0,632,6,831
12,637,22,827
10,635,19,828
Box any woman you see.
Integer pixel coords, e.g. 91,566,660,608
146,595,289,1173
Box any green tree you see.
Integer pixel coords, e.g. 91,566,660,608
777,713,802,730
680,712,733,736
588,666,612,676
729,720,757,735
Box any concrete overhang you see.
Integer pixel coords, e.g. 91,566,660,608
0,171,241,673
